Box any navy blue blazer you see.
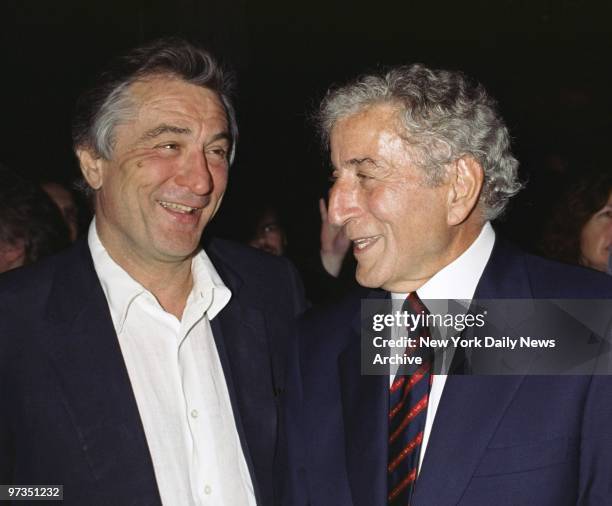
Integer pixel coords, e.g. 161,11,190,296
286,238,612,506
0,238,305,506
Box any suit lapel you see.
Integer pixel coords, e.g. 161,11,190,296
208,244,276,505
41,241,161,504
339,337,388,506
412,375,525,506
210,300,268,505
339,289,389,506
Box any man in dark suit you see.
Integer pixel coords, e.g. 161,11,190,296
286,64,612,505
0,39,305,506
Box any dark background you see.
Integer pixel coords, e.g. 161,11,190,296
2,0,611,257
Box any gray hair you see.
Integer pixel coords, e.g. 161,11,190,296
72,38,238,169
319,64,522,221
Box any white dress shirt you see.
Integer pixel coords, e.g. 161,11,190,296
88,221,256,506
391,222,496,472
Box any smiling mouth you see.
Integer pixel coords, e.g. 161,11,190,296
352,235,381,252
158,200,202,214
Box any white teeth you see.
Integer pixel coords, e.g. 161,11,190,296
159,201,197,213
353,237,378,250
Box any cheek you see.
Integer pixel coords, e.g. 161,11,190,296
580,222,600,255
138,156,179,182
368,187,404,226
211,165,229,191
270,232,284,246
368,187,422,238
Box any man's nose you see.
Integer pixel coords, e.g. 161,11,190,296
249,235,267,250
254,236,266,247
175,151,214,195
327,178,360,227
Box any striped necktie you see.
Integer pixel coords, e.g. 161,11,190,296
387,292,433,505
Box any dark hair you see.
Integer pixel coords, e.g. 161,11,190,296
72,37,238,164
540,170,612,264
0,165,71,265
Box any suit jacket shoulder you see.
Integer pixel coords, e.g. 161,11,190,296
207,237,306,317
0,239,99,354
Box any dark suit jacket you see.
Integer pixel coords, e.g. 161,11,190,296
286,238,612,506
0,237,305,506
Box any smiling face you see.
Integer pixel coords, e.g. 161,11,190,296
579,191,612,273
78,76,230,273
328,103,471,293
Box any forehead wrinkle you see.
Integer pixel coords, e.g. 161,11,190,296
133,105,229,150
331,104,410,171
131,77,227,126
377,129,414,167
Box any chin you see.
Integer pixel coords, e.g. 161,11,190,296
158,241,201,259
355,269,383,289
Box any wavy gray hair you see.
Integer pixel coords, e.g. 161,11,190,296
319,64,522,220
72,38,238,168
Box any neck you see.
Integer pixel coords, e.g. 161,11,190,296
96,229,196,320
138,264,194,319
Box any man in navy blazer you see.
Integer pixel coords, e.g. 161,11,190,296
286,64,612,505
0,39,305,505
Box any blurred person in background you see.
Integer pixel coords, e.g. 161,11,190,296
245,196,354,306
248,205,288,256
540,170,612,275
41,180,80,241
247,198,351,271
0,164,70,273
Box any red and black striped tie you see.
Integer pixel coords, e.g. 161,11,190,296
387,292,433,505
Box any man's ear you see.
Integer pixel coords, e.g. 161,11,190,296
76,147,105,190
446,155,484,226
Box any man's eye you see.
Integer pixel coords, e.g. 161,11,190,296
357,172,373,181
264,224,280,233
207,147,228,160
158,143,178,150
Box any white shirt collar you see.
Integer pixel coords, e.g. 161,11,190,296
392,222,495,303
88,219,231,332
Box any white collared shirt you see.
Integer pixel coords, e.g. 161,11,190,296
391,222,496,472
88,221,256,506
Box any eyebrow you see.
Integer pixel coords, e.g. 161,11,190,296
138,124,233,149
139,124,192,142
346,157,378,167
206,131,232,145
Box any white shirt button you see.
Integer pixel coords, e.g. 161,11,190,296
204,485,212,495
191,409,199,418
